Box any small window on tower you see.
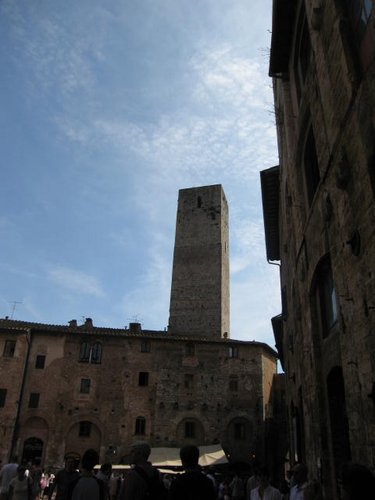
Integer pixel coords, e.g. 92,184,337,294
197,196,202,208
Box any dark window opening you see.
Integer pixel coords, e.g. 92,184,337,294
229,376,238,392
234,422,246,440
185,343,195,356
91,342,102,364
184,374,194,390
79,342,90,363
138,372,149,387
0,389,7,408
315,257,338,338
35,355,46,369
79,421,91,437
3,340,16,358
29,393,40,409
197,196,202,208
327,367,351,479
79,342,102,364
80,378,91,394
304,126,320,206
135,417,146,435
228,346,239,358
185,421,195,438
141,340,151,353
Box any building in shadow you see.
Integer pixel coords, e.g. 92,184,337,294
261,1,375,498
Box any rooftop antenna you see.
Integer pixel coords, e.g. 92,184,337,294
9,301,22,319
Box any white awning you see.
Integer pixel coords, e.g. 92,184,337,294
150,444,228,467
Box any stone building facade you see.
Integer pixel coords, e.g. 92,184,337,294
0,185,278,469
261,1,375,498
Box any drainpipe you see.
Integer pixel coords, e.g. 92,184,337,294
9,328,32,461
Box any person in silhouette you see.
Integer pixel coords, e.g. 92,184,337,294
168,445,215,500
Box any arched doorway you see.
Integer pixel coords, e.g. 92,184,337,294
22,437,43,465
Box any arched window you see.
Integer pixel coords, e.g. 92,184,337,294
311,256,338,338
79,342,102,364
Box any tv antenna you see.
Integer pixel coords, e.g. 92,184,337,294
9,301,23,319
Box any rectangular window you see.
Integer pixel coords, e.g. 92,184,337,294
229,346,239,358
184,374,194,390
185,343,195,356
229,376,239,392
138,372,149,387
35,355,46,369
141,340,151,353
79,421,91,437
0,389,7,408
29,393,40,409
80,378,91,394
185,421,195,438
135,417,146,435
3,340,16,358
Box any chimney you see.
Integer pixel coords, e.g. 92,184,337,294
69,320,77,328
129,322,142,333
85,318,93,329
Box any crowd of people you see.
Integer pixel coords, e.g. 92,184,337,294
1,445,375,500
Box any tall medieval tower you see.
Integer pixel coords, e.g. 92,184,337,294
168,184,230,339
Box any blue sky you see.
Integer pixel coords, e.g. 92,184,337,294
0,0,280,349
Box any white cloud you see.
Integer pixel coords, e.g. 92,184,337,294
48,266,105,297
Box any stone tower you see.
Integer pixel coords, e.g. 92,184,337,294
168,184,230,338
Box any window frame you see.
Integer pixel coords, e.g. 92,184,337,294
140,340,151,353
138,372,149,387
79,421,92,437
28,393,40,409
135,417,146,435
185,421,196,438
80,378,91,394
35,355,46,369
3,340,16,358
0,388,7,408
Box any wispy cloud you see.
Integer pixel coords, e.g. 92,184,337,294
48,266,105,297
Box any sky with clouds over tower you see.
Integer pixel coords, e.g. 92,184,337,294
0,0,281,350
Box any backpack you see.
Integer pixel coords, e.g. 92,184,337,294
133,466,168,500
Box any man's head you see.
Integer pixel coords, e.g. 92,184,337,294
258,466,270,488
65,456,77,472
180,445,200,469
291,463,308,486
81,449,99,472
130,442,151,465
